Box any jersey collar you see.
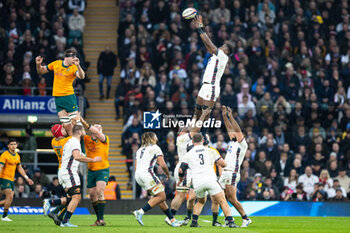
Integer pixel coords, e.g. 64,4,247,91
91,136,98,143
8,150,16,156
62,61,68,68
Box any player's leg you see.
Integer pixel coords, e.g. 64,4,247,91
194,96,204,121
190,196,206,228
210,196,223,226
159,199,182,227
225,185,252,227
88,170,100,224
96,180,107,225
43,196,67,216
1,189,14,221
186,188,196,221
170,191,186,217
61,186,81,227
89,187,99,223
98,74,105,99
106,75,112,98
57,110,72,136
211,191,239,228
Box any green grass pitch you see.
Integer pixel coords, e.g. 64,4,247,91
1,215,350,233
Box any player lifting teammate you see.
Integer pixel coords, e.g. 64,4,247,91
169,108,211,225
132,132,183,227
192,15,233,120
43,125,101,227
36,49,85,136
219,106,252,227
179,133,238,228
80,116,110,226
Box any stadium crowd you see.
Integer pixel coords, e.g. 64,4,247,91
0,0,88,98
118,0,350,201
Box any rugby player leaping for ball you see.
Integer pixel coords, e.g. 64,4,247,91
192,15,234,120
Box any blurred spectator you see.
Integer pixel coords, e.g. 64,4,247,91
298,166,319,198
68,0,86,13
29,184,45,198
68,9,85,33
97,46,117,99
104,176,121,200
47,177,65,198
30,168,50,189
14,177,30,198
319,169,333,191
284,169,299,192
327,179,347,199
336,168,350,195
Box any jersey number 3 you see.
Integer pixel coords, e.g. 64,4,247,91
199,154,204,165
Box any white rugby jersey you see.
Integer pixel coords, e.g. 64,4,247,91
60,137,81,173
176,133,193,162
202,49,229,86
183,145,220,186
225,139,248,172
135,144,163,174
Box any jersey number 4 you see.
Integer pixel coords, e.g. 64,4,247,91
199,154,204,165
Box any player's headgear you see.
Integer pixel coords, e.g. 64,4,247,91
51,124,64,138
64,49,76,57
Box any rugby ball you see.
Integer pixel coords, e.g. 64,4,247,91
182,8,197,20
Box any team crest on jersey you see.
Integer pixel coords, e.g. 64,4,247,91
67,68,70,71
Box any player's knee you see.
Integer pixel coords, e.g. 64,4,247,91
195,104,202,110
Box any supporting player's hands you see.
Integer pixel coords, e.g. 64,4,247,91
227,106,232,115
221,105,227,116
201,107,212,117
193,15,203,28
26,178,34,185
92,157,102,162
73,57,80,66
35,56,43,65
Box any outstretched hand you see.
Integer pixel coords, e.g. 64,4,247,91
192,15,203,28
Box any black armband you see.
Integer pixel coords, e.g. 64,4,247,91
179,162,189,178
197,27,206,34
88,124,92,129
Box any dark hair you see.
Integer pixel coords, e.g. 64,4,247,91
193,133,203,143
64,49,76,57
109,176,116,182
225,42,235,55
8,138,17,145
53,177,58,181
72,125,83,134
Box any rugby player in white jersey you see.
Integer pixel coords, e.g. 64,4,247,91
179,133,239,228
192,15,234,120
169,108,212,225
132,132,182,227
219,106,252,227
43,125,102,227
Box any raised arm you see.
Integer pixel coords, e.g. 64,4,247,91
73,57,85,79
193,15,218,55
35,56,50,75
189,107,212,137
80,115,106,142
226,106,244,142
222,105,235,139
